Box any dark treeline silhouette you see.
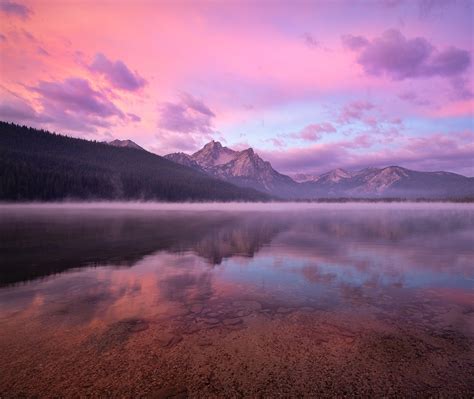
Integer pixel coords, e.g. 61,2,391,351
0,122,270,202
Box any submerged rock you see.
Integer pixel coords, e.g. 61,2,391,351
120,318,149,333
189,304,204,314
204,318,220,325
157,332,183,348
223,317,242,326
233,300,262,311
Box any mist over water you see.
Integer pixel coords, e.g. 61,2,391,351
1,203,473,396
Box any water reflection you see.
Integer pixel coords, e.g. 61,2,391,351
1,206,472,286
0,204,473,396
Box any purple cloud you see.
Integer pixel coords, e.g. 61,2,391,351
37,46,50,57
262,131,474,176
0,33,7,42
345,29,471,80
154,93,217,153
0,1,32,19
450,76,473,100
418,0,453,18
339,101,374,123
397,90,431,106
157,92,215,134
293,122,336,141
24,77,126,132
341,34,369,50
89,53,147,91
33,78,124,119
303,32,319,48
428,47,471,76
127,113,141,122
0,97,51,124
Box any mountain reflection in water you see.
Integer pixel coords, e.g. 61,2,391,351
0,204,473,397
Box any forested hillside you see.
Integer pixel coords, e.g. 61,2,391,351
0,122,269,202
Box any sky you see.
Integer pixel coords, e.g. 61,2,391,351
0,0,473,176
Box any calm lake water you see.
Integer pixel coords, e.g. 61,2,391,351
0,203,473,397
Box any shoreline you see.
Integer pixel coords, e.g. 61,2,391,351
0,200,473,212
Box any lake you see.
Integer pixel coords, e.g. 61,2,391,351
0,203,473,397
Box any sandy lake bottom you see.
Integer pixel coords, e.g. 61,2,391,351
0,203,473,397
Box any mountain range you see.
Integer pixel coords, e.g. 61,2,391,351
1,121,472,201
164,140,474,199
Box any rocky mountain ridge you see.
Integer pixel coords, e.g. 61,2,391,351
166,141,299,197
165,140,474,199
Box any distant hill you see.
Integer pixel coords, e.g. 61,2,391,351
0,122,269,202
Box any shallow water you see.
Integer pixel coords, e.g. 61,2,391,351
0,203,473,397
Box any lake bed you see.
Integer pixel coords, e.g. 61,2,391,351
0,203,473,397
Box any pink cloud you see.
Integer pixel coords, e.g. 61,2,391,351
0,0,472,166
292,122,336,141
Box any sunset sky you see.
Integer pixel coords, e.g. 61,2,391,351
0,0,473,175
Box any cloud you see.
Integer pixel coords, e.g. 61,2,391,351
267,137,286,148
303,32,319,48
157,92,215,134
450,76,474,100
345,29,471,80
341,34,369,50
26,77,126,132
0,33,7,42
292,122,336,141
339,101,374,123
0,96,51,124
154,93,217,153
127,113,141,122
89,53,147,91
418,0,453,18
33,78,124,119
397,90,431,105
0,1,32,19
37,46,50,57
262,131,474,176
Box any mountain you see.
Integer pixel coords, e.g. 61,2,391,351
291,173,319,183
107,139,145,151
313,168,353,183
164,152,204,172
166,141,474,199
306,166,474,198
166,141,301,198
0,122,270,202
